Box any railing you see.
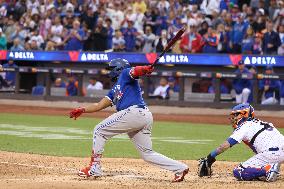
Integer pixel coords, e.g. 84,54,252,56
1,66,283,107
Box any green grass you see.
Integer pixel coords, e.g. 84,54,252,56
0,113,283,162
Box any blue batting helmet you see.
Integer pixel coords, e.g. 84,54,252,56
108,58,131,81
230,103,255,129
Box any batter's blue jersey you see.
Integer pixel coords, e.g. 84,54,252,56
106,68,146,111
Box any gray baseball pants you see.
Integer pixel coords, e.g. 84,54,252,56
92,105,188,173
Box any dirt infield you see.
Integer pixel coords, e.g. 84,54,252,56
0,151,283,189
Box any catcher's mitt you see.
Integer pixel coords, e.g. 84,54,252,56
198,155,216,177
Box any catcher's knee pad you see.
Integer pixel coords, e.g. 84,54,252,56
233,165,266,181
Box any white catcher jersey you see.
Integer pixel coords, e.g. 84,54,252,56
230,119,284,153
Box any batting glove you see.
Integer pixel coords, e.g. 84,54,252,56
70,107,85,120
131,65,154,77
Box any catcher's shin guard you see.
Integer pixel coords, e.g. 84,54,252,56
78,150,102,177
172,168,189,182
233,165,267,181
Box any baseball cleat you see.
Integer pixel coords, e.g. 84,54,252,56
78,163,102,178
266,163,280,182
172,168,189,182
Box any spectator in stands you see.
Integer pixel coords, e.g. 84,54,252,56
106,2,124,30
66,74,78,96
0,64,9,89
167,77,180,96
29,29,44,49
88,17,107,51
112,30,125,52
121,20,138,52
263,21,281,54
278,24,284,55
155,29,168,52
180,21,203,53
133,7,145,32
0,28,7,50
252,32,263,54
259,66,280,105
54,77,66,88
152,77,169,99
49,15,64,48
133,0,147,14
106,18,114,50
81,6,98,31
5,16,16,49
10,38,25,51
200,0,221,18
2,60,18,87
199,21,209,37
154,8,168,36
10,24,27,47
281,80,284,105
29,39,41,50
216,23,227,53
230,13,249,54
232,60,252,104
202,26,218,53
86,77,103,90
249,65,257,75
241,27,254,54
157,0,170,13
251,9,266,33
142,26,155,53
45,41,55,51
63,20,85,51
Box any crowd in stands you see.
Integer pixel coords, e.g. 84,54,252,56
0,0,283,55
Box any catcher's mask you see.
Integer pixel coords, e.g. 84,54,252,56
230,104,255,129
107,58,131,82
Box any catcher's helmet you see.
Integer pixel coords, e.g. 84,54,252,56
108,58,131,81
230,103,255,129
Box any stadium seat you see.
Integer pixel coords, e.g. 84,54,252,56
184,92,215,102
32,85,46,96
86,89,108,98
50,87,66,96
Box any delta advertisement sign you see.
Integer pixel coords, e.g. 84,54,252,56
0,50,283,67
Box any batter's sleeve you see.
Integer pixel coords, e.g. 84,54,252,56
106,88,114,105
121,68,136,82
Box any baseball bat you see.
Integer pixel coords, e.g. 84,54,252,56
150,27,186,68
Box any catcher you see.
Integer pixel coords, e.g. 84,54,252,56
198,103,284,182
70,58,189,182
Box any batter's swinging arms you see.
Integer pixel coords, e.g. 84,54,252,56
198,103,284,182
70,58,189,182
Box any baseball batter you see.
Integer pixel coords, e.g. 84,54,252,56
198,103,284,182
70,58,189,182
